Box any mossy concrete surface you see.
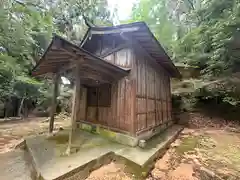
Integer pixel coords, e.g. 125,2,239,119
115,125,183,177
79,122,139,147
25,125,183,180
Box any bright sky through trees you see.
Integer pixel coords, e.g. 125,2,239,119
108,0,136,21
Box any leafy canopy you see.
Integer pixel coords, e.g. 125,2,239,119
0,0,111,105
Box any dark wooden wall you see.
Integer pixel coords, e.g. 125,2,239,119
134,48,172,136
77,47,136,134
77,36,172,136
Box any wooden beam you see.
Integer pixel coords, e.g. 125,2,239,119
100,43,130,58
52,38,84,58
91,26,140,35
66,61,81,155
84,62,124,78
32,66,56,76
44,59,70,63
79,72,112,83
49,72,60,133
79,66,115,82
47,52,72,59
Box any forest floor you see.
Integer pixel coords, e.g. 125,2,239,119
0,114,70,154
0,113,239,180
87,112,240,180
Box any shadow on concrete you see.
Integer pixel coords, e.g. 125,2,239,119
25,125,183,180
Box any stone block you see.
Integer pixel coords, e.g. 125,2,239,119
78,122,138,147
81,123,92,132
115,133,138,147
98,128,116,139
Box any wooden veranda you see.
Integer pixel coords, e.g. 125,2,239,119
32,35,129,153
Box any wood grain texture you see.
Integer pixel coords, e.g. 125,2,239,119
82,47,135,133
76,40,172,136
134,47,172,135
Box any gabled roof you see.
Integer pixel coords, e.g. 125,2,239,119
31,35,129,85
81,22,181,78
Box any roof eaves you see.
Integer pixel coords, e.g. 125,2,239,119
141,24,181,78
32,34,130,76
80,21,180,78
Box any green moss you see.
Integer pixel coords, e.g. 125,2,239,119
176,136,200,155
98,128,116,139
47,134,69,144
81,124,92,132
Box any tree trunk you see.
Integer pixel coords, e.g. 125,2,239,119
18,97,25,119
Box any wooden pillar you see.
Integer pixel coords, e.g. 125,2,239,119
49,72,60,133
66,63,81,155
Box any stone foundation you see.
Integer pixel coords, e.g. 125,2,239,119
24,125,183,180
77,121,139,147
137,120,174,141
77,120,175,147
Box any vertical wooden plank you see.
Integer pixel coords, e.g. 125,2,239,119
96,87,99,122
130,49,137,136
79,87,87,120
154,71,157,127
119,79,125,130
123,79,127,130
157,73,160,125
168,77,172,121
117,80,121,129
136,55,140,96
125,79,130,130
85,88,88,121
66,64,81,155
111,82,117,128
145,58,148,129
160,71,163,125
49,72,60,133
131,53,136,135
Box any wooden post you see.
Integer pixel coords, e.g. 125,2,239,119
66,63,81,155
49,73,60,133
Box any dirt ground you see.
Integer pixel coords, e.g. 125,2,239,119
0,114,70,153
87,113,240,180
0,113,239,180
147,128,240,180
86,128,240,180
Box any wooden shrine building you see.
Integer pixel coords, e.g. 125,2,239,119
32,22,180,147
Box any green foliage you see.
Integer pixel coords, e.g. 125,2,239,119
128,0,240,108
174,0,240,77
0,0,111,109
126,0,177,50
170,0,240,107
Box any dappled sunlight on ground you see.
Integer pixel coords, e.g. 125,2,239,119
86,162,134,180
85,127,240,180
148,128,240,180
0,114,240,180
86,127,240,180
0,116,70,153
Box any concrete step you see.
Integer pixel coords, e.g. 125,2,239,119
0,149,34,180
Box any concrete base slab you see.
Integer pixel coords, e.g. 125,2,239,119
25,125,183,180
78,121,139,147
0,149,33,180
